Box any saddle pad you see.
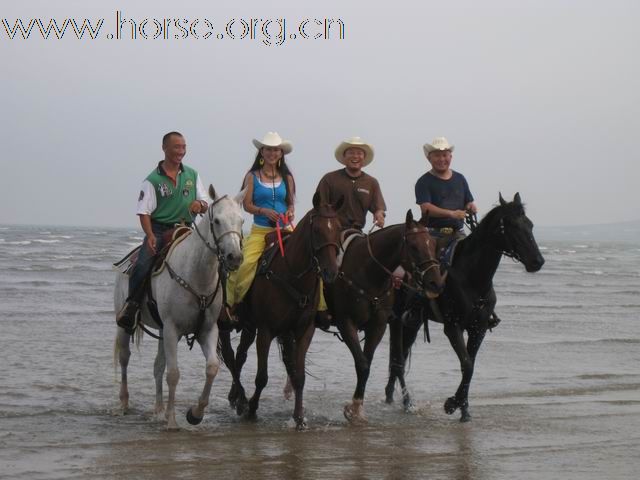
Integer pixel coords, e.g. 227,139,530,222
112,227,192,277
439,237,460,270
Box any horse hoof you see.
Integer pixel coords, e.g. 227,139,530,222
460,411,472,422
343,403,366,424
403,400,416,414
236,398,248,417
295,419,308,431
186,407,203,425
444,396,458,415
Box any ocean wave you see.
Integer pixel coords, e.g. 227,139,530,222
499,337,640,346
5,241,31,245
32,239,61,244
47,235,73,239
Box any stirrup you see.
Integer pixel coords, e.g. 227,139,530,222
116,301,140,334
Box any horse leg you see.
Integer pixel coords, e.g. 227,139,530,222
115,328,131,414
340,321,369,424
385,314,402,404
233,327,256,416
162,326,180,430
399,318,422,411
153,335,166,418
217,329,239,408
247,328,272,420
186,325,221,425
457,327,487,421
279,333,295,401
443,322,474,422
388,315,421,411
352,314,388,413
290,320,316,430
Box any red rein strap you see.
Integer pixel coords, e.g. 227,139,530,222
276,214,294,257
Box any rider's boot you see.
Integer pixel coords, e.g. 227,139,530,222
488,311,501,329
116,299,140,335
315,310,333,330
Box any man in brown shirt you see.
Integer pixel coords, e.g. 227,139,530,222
316,136,386,230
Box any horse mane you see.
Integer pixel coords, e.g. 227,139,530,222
467,199,526,242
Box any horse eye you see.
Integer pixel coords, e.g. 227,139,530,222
214,218,221,225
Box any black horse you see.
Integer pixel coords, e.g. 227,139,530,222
385,193,545,422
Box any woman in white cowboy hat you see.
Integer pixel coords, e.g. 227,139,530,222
224,132,296,310
315,136,386,231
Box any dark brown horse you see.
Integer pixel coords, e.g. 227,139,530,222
325,210,445,423
218,192,343,429
385,193,545,421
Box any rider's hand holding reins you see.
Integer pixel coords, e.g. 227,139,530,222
189,200,208,215
374,210,386,228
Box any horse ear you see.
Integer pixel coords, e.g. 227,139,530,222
405,209,414,226
513,192,522,205
499,192,506,206
335,195,345,211
419,210,429,227
234,187,247,205
209,184,217,201
312,191,321,210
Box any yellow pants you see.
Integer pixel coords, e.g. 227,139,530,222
226,224,327,310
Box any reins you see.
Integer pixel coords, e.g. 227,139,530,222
338,225,440,307
264,210,340,309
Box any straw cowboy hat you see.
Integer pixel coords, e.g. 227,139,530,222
252,132,293,155
335,136,375,167
423,137,455,156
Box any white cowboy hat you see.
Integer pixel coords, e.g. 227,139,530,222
423,137,455,156
252,132,293,155
334,137,375,167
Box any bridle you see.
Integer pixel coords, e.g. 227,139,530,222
192,195,244,270
466,211,523,263
283,210,341,278
365,225,440,286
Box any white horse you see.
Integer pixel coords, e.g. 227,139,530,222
114,185,244,430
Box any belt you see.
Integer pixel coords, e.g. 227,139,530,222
152,221,192,229
428,227,458,235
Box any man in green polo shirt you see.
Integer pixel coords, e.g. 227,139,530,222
116,131,210,334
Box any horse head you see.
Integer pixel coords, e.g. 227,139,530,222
205,184,244,271
309,191,343,284
495,192,545,272
403,209,445,298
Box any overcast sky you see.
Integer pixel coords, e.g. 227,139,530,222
1,0,638,228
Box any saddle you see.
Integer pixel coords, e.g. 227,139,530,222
439,237,460,271
337,229,364,267
112,226,192,276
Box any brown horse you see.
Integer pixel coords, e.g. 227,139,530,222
325,210,445,423
218,192,343,429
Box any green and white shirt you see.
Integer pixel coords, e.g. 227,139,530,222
136,162,209,225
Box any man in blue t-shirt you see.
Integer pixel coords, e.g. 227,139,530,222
414,136,500,329
415,136,476,231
